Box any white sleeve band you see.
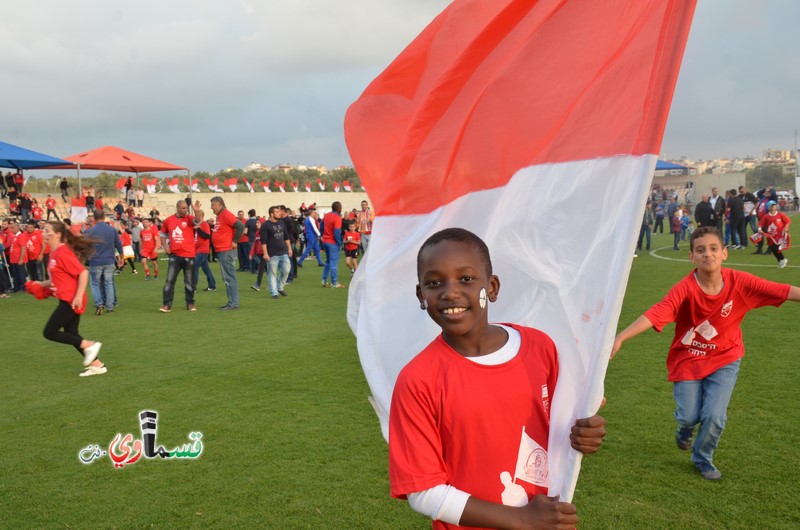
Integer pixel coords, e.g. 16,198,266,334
407,484,470,525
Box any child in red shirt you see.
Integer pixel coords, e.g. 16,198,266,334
613,227,800,480
390,228,605,529
343,221,361,274
33,221,107,376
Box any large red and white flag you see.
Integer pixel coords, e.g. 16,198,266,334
345,0,694,500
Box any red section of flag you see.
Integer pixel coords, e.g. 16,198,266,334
345,0,695,216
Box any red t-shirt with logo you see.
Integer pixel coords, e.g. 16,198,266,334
140,225,159,258
644,268,789,382
45,198,56,210
389,325,557,519
161,215,196,258
48,244,87,312
31,207,43,220
195,221,211,254
211,208,238,253
25,230,44,261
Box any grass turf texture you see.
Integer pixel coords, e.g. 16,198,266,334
1,233,799,529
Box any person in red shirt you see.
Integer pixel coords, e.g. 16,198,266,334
8,219,26,292
115,221,138,275
203,197,244,310
33,220,107,376
613,226,800,480
31,200,43,222
45,195,59,221
159,200,201,312
390,228,605,529
343,220,361,274
236,210,251,272
757,200,791,268
192,218,217,292
139,218,160,280
23,220,45,281
321,201,344,288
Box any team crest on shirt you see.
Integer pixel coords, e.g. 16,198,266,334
720,300,733,318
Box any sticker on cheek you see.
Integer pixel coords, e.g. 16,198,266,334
479,288,487,309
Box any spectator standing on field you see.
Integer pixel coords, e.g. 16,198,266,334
206,197,244,310
85,209,123,315
321,201,345,288
159,200,200,312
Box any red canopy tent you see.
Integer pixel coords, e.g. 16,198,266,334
46,145,188,194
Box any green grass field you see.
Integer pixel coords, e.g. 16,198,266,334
1,233,799,529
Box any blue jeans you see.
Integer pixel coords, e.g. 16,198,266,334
217,250,239,307
673,359,741,470
193,253,217,290
89,264,117,310
299,239,322,265
322,242,341,286
268,254,290,295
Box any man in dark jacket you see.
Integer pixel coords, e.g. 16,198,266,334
694,194,715,228
727,188,746,249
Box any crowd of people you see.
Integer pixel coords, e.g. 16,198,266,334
637,185,793,267
0,192,376,375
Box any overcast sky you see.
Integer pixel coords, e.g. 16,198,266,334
2,0,797,173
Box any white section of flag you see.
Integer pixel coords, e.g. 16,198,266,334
347,154,653,498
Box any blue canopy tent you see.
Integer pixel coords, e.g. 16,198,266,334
655,160,688,171
0,141,74,169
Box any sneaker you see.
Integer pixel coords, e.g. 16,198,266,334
695,462,721,480
779,259,788,269
95,305,104,316
159,306,171,313
187,304,197,312
676,428,693,451
107,307,114,313
318,263,324,267
251,285,261,292
220,304,231,309
220,305,239,311
145,276,151,281
271,294,279,299
297,261,303,268
278,290,288,297
83,342,102,366
204,287,216,291
321,281,328,288
332,283,346,289
79,365,108,377
154,276,158,280
115,270,122,275
132,270,138,274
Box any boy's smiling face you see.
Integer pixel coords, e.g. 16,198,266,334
417,240,500,344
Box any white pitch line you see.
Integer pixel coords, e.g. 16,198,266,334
648,246,796,269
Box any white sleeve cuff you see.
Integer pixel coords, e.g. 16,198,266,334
407,484,470,525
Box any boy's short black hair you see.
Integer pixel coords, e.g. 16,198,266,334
690,226,723,251
417,228,493,277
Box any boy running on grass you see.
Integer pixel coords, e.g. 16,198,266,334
612,226,800,480
390,228,606,529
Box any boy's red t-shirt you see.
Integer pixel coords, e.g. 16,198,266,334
644,268,789,382
389,324,557,520
161,215,196,258
48,244,87,312
140,225,159,255
343,230,361,251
